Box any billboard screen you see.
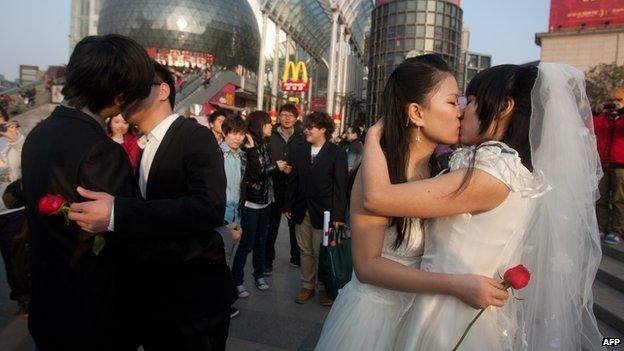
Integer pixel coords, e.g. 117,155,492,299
549,0,624,30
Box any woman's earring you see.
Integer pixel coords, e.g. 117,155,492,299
406,117,410,127
416,126,421,143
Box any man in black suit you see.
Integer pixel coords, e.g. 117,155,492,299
21,35,153,350
284,111,348,306
69,62,237,351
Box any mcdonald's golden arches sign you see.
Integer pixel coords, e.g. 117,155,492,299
281,61,309,92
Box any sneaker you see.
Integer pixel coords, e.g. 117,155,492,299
229,307,240,319
295,288,315,304
255,277,270,291
318,290,334,306
604,233,622,245
264,262,273,276
599,232,606,241
289,257,300,267
236,285,250,298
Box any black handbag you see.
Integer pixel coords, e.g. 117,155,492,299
318,225,353,300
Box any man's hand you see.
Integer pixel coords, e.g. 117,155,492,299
284,212,292,220
68,187,114,233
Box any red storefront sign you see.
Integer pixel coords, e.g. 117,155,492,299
145,47,214,68
549,0,624,30
311,97,327,112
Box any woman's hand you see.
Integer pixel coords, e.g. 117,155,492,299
276,160,288,171
365,118,384,144
244,134,255,148
227,222,241,244
452,274,509,309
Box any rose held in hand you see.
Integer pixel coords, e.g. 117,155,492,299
38,194,69,215
503,264,530,289
452,264,531,351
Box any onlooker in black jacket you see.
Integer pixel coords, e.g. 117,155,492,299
231,111,288,298
265,103,305,273
285,111,348,306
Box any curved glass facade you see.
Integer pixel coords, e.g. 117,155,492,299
367,0,463,118
98,0,260,72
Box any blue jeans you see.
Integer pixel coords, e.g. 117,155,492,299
231,205,272,286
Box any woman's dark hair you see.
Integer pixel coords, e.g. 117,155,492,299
247,110,271,139
303,111,335,139
106,114,125,135
153,61,176,109
346,125,363,140
62,34,154,113
222,115,248,135
458,64,538,192
279,103,299,117
381,54,453,248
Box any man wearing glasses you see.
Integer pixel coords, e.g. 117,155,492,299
265,104,305,274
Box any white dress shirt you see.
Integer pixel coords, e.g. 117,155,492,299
138,114,180,197
108,114,180,231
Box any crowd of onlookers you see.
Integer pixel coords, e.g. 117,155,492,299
198,104,365,316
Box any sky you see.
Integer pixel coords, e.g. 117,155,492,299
0,0,550,81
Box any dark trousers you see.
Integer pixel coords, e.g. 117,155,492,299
231,205,271,286
265,179,300,265
597,168,624,235
0,209,26,300
141,310,230,351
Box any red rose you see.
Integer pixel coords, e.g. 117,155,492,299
503,264,531,289
38,194,67,215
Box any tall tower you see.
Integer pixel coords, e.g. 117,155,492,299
366,0,464,118
70,0,103,52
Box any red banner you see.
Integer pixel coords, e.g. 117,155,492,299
311,97,326,112
549,0,624,30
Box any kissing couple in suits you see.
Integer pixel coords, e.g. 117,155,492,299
22,34,236,351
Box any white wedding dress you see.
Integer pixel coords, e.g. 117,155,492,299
315,221,424,351
395,142,548,351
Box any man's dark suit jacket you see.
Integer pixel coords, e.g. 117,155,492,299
285,141,348,230
22,105,139,350
114,116,237,328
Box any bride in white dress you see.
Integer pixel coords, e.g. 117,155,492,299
316,55,511,351
361,63,604,350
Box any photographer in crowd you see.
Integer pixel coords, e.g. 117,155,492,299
595,87,624,245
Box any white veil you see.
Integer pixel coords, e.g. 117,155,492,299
514,63,604,350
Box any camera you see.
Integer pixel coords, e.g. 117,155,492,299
603,101,624,118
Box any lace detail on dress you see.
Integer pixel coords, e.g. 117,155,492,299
449,141,550,198
381,220,424,267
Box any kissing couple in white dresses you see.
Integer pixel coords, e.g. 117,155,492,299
315,55,604,351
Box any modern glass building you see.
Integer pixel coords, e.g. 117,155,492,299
98,0,260,72
367,0,463,118
70,0,103,52
463,51,491,91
